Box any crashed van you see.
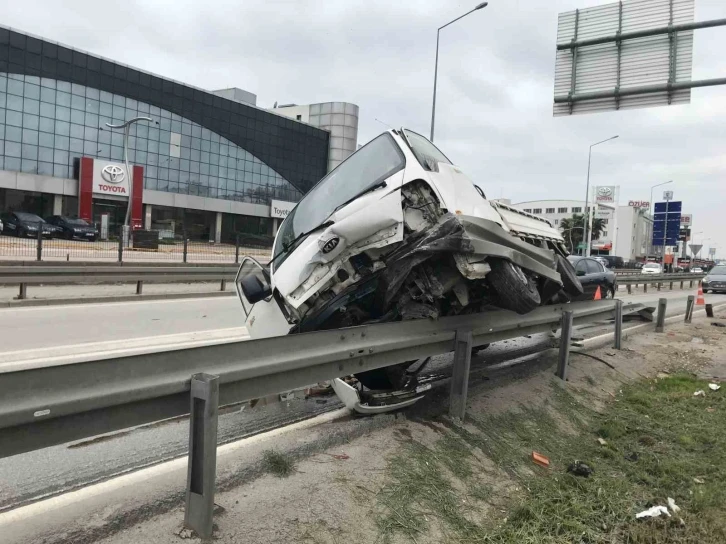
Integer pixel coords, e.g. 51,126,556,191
236,129,582,402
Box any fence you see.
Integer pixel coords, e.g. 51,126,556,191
0,224,272,264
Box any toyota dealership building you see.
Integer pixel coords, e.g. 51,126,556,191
0,26,359,242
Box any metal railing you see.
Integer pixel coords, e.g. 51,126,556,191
0,299,628,536
0,225,272,264
0,265,239,299
616,272,704,294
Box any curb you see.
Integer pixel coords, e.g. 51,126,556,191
1,290,235,308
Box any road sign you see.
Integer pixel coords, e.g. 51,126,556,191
709,248,717,257
689,244,703,256
653,201,682,247
663,190,674,200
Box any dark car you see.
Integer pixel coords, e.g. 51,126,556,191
0,212,58,238
45,215,99,241
600,255,625,269
567,256,618,300
702,265,726,294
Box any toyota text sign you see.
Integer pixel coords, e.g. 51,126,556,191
92,161,131,197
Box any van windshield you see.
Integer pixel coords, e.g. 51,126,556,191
272,133,405,271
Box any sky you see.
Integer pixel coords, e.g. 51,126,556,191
3,0,725,259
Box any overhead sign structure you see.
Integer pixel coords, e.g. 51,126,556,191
652,200,681,247
554,0,705,116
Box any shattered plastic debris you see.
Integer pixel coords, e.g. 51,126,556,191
693,390,706,397
531,451,550,468
567,460,594,478
694,477,705,484
597,438,608,446
635,506,671,519
709,383,721,391
671,499,686,516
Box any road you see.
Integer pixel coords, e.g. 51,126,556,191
0,288,723,512
0,296,243,353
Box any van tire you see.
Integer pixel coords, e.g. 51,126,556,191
487,259,541,315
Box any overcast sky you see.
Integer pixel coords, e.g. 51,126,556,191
4,0,725,258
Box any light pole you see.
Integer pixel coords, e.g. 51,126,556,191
430,2,488,142
105,117,154,237
583,135,618,256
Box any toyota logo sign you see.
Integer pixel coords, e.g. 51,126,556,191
597,187,612,197
101,165,125,183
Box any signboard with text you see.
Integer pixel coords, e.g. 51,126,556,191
628,200,650,208
270,200,296,219
652,201,682,247
92,161,131,197
680,214,692,227
595,186,617,203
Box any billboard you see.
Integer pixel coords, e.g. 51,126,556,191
595,186,617,203
554,0,694,116
652,201,682,247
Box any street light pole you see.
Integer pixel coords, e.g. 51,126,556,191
430,2,488,142
105,117,154,235
582,135,618,257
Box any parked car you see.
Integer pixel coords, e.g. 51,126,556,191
567,256,617,299
702,265,726,293
691,267,704,274
600,255,625,269
235,128,584,394
0,212,58,238
0,217,3,234
45,215,99,241
641,262,663,275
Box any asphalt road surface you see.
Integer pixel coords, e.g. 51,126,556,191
0,296,243,353
0,288,723,512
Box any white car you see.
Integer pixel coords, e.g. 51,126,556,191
641,263,663,275
691,267,703,274
235,129,583,392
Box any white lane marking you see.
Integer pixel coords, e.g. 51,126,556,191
0,408,350,525
0,295,237,314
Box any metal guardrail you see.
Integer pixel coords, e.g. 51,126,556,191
0,265,238,299
0,299,629,536
615,273,704,294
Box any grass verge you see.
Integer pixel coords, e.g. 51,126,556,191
261,449,296,478
375,375,726,543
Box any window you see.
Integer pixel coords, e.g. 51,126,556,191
403,129,451,170
558,207,568,213
603,230,608,237
601,219,609,224
572,207,582,213
524,209,532,213
532,208,542,214
575,260,588,275
554,219,559,225
296,115,302,121
586,259,603,274
545,208,555,214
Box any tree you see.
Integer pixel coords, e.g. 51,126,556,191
560,213,607,254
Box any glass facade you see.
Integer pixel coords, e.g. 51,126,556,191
0,73,303,203
0,27,330,199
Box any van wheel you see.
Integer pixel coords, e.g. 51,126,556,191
487,259,540,315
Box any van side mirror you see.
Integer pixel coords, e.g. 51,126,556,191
239,274,272,304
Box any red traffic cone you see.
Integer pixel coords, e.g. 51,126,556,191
593,286,602,300
696,286,705,306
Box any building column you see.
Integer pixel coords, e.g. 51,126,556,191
215,212,222,244
78,157,94,222
144,204,152,230
52,194,62,216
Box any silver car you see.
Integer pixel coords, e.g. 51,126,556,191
702,265,726,294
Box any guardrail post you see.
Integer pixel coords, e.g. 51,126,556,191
685,295,695,324
655,298,667,333
449,330,473,421
669,281,673,290
680,280,684,289
18,283,27,300
614,300,623,350
644,282,648,293
185,373,219,539
706,304,714,318
220,279,227,291
136,280,143,295
235,234,240,264
556,311,573,381
689,280,694,288
627,284,632,294
36,222,43,262
183,236,189,264
657,282,661,291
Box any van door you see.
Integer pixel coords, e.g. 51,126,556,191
235,257,291,339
